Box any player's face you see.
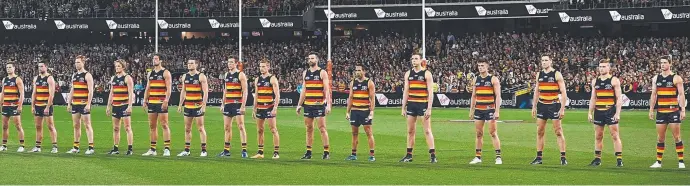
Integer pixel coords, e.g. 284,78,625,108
598,63,610,75
75,59,84,70
187,60,197,70
307,55,318,66
477,63,488,73
38,63,47,73
5,64,14,74
153,55,161,66
411,55,421,67
540,56,552,69
115,62,124,73
660,59,670,71
354,66,364,78
259,63,269,74
228,58,237,70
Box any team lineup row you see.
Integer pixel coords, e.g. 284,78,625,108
0,53,685,168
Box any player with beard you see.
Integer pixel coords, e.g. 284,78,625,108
30,62,58,153
142,54,173,156
296,53,331,160
0,62,25,153
345,64,376,162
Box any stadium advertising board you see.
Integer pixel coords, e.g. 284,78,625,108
1,17,301,32
315,3,553,21
550,6,690,24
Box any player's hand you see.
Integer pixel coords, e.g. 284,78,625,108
271,109,277,117
558,108,565,119
239,106,246,115
177,106,182,113
200,106,206,113
43,107,50,115
648,110,654,120
161,101,169,110
66,104,71,112
296,106,302,116
106,107,111,116
424,109,432,120
84,105,91,113
468,110,473,119
493,111,500,120
31,106,35,114
345,113,350,121
252,112,257,120
142,102,148,110
125,106,132,115
613,113,621,122
369,111,374,120
17,106,22,114
588,113,594,123
401,108,406,117
220,105,224,112
681,111,686,120
531,108,537,119
325,105,332,115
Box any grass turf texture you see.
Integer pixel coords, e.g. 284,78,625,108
0,106,688,185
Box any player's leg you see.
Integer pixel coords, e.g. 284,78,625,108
109,116,122,154
179,116,194,156
470,120,485,164
590,124,605,166
196,116,208,157
82,114,95,154
33,116,43,152
302,117,315,159
669,123,684,168
220,115,233,156
553,119,567,165
159,113,171,154
10,114,24,152
488,118,502,164
422,114,436,163
347,125,359,160
145,113,159,155
0,116,10,151
268,117,280,159
651,123,668,168
250,118,265,158
363,125,375,161
123,114,133,155
608,124,623,166
316,116,330,159
46,116,57,153
400,116,417,162
236,116,248,157
69,113,82,153
531,118,547,164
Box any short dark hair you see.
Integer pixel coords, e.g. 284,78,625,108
260,58,270,65
477,58,489,64
354,64,364,70
658,56,671,63
541,54,552,59
153,53,163,59
411,53,422,58
228,56,237,61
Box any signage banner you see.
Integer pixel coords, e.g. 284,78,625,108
316,3,554,21
550,6,690,24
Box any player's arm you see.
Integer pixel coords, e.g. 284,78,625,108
271,76,281,113
143,71,151,103
0,78,4,105
587,78,597,121
126,75,135,110
178,74,187,112
163,70,172,107
368,79,376,113
252,77,259,113
675,75,686,118
469,77,477,118
31,76,38,106
649,76,658,114
297,71,307,113
612,77,623,117
321,70,331,109
47,76,55,107
346,80,354,114
85,73,94,107
221,73,227,108
239,72,248,110
401,71,410,116
107,76,115,111
556,72,567,112
531,73,540,112
425,71,434,111
67,74,74,110
200,74,209,112
492,76,502,115
16,77,24,108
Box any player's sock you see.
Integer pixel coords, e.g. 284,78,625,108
475,149,482,159
429,149,436,158
615,152,622,160
35,141,41,148
184,142,191,152
52,143,58,148
324,145,330,155
201,143,207,152
164,140,171,150
536,151,543,159
595,150,602,159
274,146,279,155
657,142,665,163
241,143,247,153
258,145,264,155
406,148,413,156
560,152,566,158
128,145,133,151
306,146,312,155
351,149,357,156
73,142,80,150
113,145,119,151
88,143,94,150
19,140,24,147
1,139,7,147
150,141,157,151
676,141,684,163
495,149,502,158
370,149,375,157
224,142,231,153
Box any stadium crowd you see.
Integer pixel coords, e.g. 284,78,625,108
1,32,689,94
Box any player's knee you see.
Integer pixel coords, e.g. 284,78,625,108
554,130,563,137
270,127,278,134
595,133,604,141
318,127,328,134
47,125,55,131
352,131,359,136
423,128,433,135
257,127,264,134
238,125,246,132
364,129,373,136
489,131,498,138
113,127,120,133
407,129,416,136
35,125,43,130
476,131,484,138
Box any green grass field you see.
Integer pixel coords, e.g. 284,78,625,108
0,106,688,185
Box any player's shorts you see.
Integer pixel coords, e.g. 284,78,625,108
34,105,53,117
112,105,131,119
255,108,275,119
406,102,428,117
536,102,561,120
222,103,242,117
71,105,90,115
656,110,681,125
147,103,168,114
303,105,325,118
473,109,495,121
349,110,372,127
183,108,204,117
1,106,19,117
593,107,618,126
